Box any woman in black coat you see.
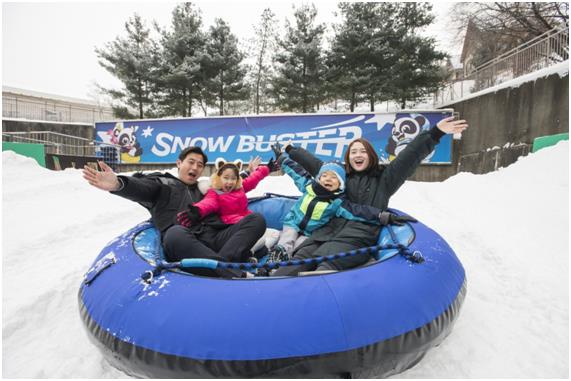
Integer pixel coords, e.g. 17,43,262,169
273,116,468,276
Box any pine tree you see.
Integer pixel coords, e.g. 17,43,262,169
329,3,400,111
390,3,448,108
203,19,248,116
390,35,448,108
95,14,158,118
158,3,206,117
248,8,278,114
271,4,326,113
327,2,448,110
327,4,368,112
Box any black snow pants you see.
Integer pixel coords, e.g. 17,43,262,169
272,239,369,277
163,213,266,278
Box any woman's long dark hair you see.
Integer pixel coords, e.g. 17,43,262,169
343,138,379,175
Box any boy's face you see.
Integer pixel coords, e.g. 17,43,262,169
319,171,340,192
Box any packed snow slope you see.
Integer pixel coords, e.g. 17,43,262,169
2,141,569,378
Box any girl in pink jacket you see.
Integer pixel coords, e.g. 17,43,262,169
201,159,267,224
177,157,277,227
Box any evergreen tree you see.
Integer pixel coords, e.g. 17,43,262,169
327,4,369,112
390,35,448,108
390,3,448,108
95,14,158,118
328,2,447,110
158,3,206,117
203,19,248,116
329,3,400,111
395,2,435,33
271,4,326,113
248,8,278,114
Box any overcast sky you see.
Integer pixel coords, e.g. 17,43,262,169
2,1,458,101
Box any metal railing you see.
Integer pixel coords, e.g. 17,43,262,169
433,27,569,105
2,131,120,162
2,95,115,124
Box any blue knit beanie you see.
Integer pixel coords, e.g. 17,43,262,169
317,161,346,191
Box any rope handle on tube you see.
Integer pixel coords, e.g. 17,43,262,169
141,240,422,282
385,224,424,264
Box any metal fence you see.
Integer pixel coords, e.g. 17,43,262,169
2,131,120,162
2,94,115,124
433,27,569,105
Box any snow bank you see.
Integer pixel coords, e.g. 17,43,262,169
391,141,569,378
2,142,568,378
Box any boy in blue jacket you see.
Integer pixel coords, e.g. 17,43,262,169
268,154,386,263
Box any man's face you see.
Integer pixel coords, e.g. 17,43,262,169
177,152,205,185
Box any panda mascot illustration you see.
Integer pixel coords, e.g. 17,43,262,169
109,122,143,163
385,114,435,162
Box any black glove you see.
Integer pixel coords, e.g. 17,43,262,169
379,212,417,226
266,158,280,172
176,205,201,227
271,141,283,161
284,142,294,154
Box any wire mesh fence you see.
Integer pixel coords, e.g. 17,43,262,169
433,27,569,105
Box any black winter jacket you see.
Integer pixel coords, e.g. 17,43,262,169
111,172,226,236
287,127,445,248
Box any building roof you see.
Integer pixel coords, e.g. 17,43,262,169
2,85,111,109
460,20,480,63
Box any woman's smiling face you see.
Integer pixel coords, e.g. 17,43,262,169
348,142,370,172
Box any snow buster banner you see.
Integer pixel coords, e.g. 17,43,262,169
95,111,455,164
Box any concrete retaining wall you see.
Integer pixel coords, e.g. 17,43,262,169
424,74,569,181
409,70,568,182
451,72,567,153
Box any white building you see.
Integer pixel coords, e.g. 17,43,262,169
2,86,115,124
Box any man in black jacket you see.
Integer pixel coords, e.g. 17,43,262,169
82,146,266,278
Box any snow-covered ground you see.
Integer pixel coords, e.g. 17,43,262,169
2,142,569,378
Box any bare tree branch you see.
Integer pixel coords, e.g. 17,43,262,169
532,2,558,31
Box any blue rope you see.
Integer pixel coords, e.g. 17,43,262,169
385,224,424,264
213,244,388,271
141,240,422,282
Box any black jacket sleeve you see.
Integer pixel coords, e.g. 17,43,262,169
110,174,161,207
339,198,383,223
285,145,324,177
380,126,445,198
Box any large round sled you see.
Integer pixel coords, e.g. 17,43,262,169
78,194,466,378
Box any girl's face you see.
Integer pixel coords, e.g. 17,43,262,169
219,168,238,192
348,142,370,172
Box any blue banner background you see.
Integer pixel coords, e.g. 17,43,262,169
95,112,453,164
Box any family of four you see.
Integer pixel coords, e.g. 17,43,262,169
82,116,468,278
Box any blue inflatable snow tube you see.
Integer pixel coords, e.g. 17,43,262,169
78,195,466,378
